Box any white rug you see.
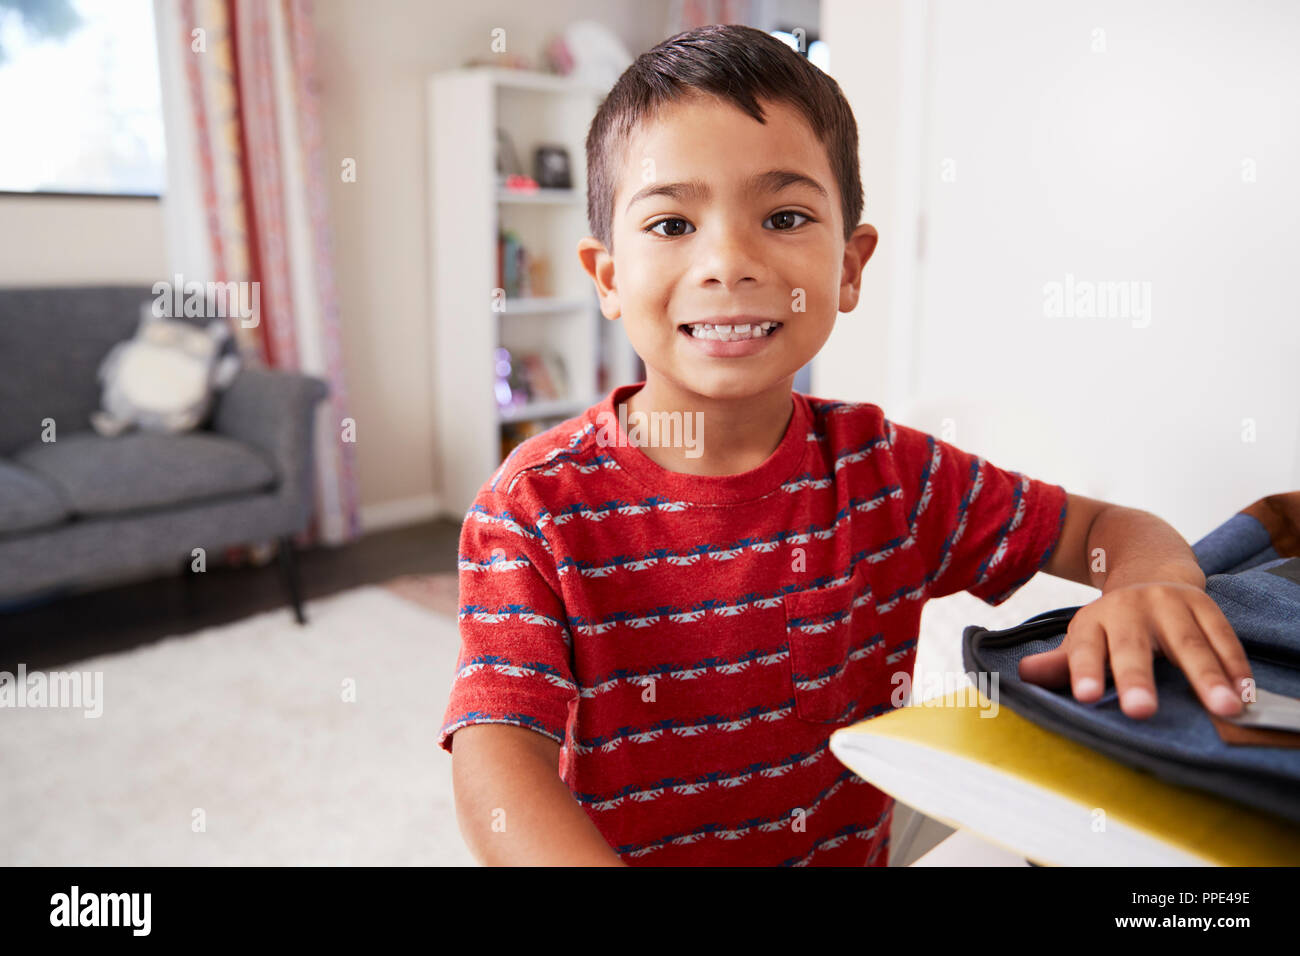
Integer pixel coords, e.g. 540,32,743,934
0,584,477,866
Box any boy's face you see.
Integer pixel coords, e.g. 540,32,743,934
578,93,878,405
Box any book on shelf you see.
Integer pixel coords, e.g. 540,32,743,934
496,229,553,299
520,353,557,400
500,414,569,461
539,351,567,397
497,229,520,298
500,348,569,406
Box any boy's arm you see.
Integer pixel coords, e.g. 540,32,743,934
1041,492,1205,589
441,477,615,864
451,724,627,866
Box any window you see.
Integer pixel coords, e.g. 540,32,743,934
0,0,166,196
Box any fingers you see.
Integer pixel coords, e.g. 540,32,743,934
1157,598,1248,716
1063,615,1109,703
1189,595,1255,710
1011,587,1253,722
1021,613,1126,709
1018,645,1070,689
1101,619,1159,719
1019,608,1110,693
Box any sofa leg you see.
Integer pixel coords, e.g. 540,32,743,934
278,534,308,625
179,553,199,617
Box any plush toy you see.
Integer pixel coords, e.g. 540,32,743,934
90,305,243,437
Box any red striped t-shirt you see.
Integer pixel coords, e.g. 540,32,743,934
438,382,1067,866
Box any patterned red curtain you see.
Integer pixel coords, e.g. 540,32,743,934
155,0,361,565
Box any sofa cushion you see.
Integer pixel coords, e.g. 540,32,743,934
0,286,156,457
13,430,278,517
0,461,70,534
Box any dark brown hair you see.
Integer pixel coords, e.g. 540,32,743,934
585,23,863,254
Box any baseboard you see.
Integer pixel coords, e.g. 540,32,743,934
359,493,445,533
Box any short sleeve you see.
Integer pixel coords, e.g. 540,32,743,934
887,419,1068,606
437,480,578,754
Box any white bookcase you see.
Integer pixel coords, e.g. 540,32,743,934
428,67,643,518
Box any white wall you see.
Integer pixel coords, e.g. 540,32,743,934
312,0,668,525
0,196,166,285
818,0,930,417
823,0,1300,543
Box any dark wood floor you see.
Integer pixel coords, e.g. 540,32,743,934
0,518,461,672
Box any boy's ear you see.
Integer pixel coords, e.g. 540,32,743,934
576,236,620,320
853,223,879,266
838,223,880,313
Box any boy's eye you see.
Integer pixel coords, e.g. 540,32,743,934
644,217,694,237
766,210,812,230
642,211,813,237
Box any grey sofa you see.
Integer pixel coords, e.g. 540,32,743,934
0,285,330,623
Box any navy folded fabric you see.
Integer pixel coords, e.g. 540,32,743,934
961,493,1300,826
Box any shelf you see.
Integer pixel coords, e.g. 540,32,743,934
497,186,582,205
498,296,588,315
429,67,641,517
470,66,607,95
498,396,591,424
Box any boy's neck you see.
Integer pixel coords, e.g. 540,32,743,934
621,377,795,477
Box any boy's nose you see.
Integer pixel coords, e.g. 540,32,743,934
696,231,764,289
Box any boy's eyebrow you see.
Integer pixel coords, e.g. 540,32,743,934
624,168,828,214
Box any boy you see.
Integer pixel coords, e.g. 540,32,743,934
438,24,1253,866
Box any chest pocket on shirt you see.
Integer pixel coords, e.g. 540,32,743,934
784,563,886,723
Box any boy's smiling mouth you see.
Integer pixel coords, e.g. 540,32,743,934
677,318,784,357
678,320,783,341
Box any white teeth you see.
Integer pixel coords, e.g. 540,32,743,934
685,321,781,341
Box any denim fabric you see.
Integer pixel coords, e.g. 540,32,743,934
961,509,1300,826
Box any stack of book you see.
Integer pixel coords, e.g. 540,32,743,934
498,348,568,406
497,229,551,299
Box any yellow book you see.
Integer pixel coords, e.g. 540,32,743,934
829,689,1300,866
